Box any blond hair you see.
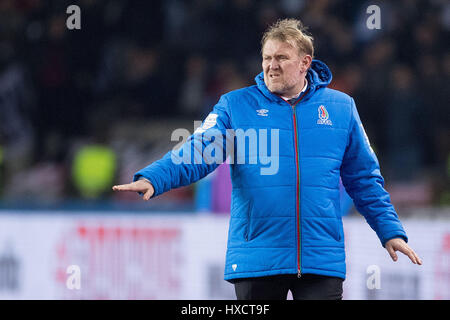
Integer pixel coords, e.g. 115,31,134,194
261,18,314,58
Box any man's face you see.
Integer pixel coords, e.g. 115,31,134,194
262,39,309,97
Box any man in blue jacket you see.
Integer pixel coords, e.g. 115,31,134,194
113,19,422,300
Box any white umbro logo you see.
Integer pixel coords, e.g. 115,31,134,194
232,264,237,271
256,109,269,117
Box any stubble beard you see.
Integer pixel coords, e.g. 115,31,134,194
265,76,296,96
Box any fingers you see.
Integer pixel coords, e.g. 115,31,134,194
408,248,422,265
388,241,423,265
386,244,398,262
401,247,418,264
112,180,150,192
400,245,422,265
143,188,154,201
112,180,154,201
112,183,140,192
415,252,423,265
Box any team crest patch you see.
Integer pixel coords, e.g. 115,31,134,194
317,105,332,125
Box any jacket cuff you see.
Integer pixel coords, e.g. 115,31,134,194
133,173,158,198
381,231,408,247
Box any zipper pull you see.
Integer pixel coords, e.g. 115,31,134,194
297,269,302,278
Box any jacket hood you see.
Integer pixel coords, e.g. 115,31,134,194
255,59,332,102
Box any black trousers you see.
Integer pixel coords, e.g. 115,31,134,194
232,274,344,300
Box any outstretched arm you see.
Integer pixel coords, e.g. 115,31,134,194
113,95,231,200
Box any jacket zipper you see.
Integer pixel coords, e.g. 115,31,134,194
291,108,301,278
281,89,309,278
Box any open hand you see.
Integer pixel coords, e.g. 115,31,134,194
385,238,422,265
112,179,155,200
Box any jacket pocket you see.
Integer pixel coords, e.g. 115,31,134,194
334,218,343,242
334,196,342,241
244,201,254,242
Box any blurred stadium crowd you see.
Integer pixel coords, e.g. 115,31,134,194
0,0,449,211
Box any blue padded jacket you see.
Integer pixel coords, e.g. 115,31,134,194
134,60,408,281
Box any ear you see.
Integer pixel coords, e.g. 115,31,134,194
299,54,312,73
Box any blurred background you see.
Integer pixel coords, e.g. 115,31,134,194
0,0,448,299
